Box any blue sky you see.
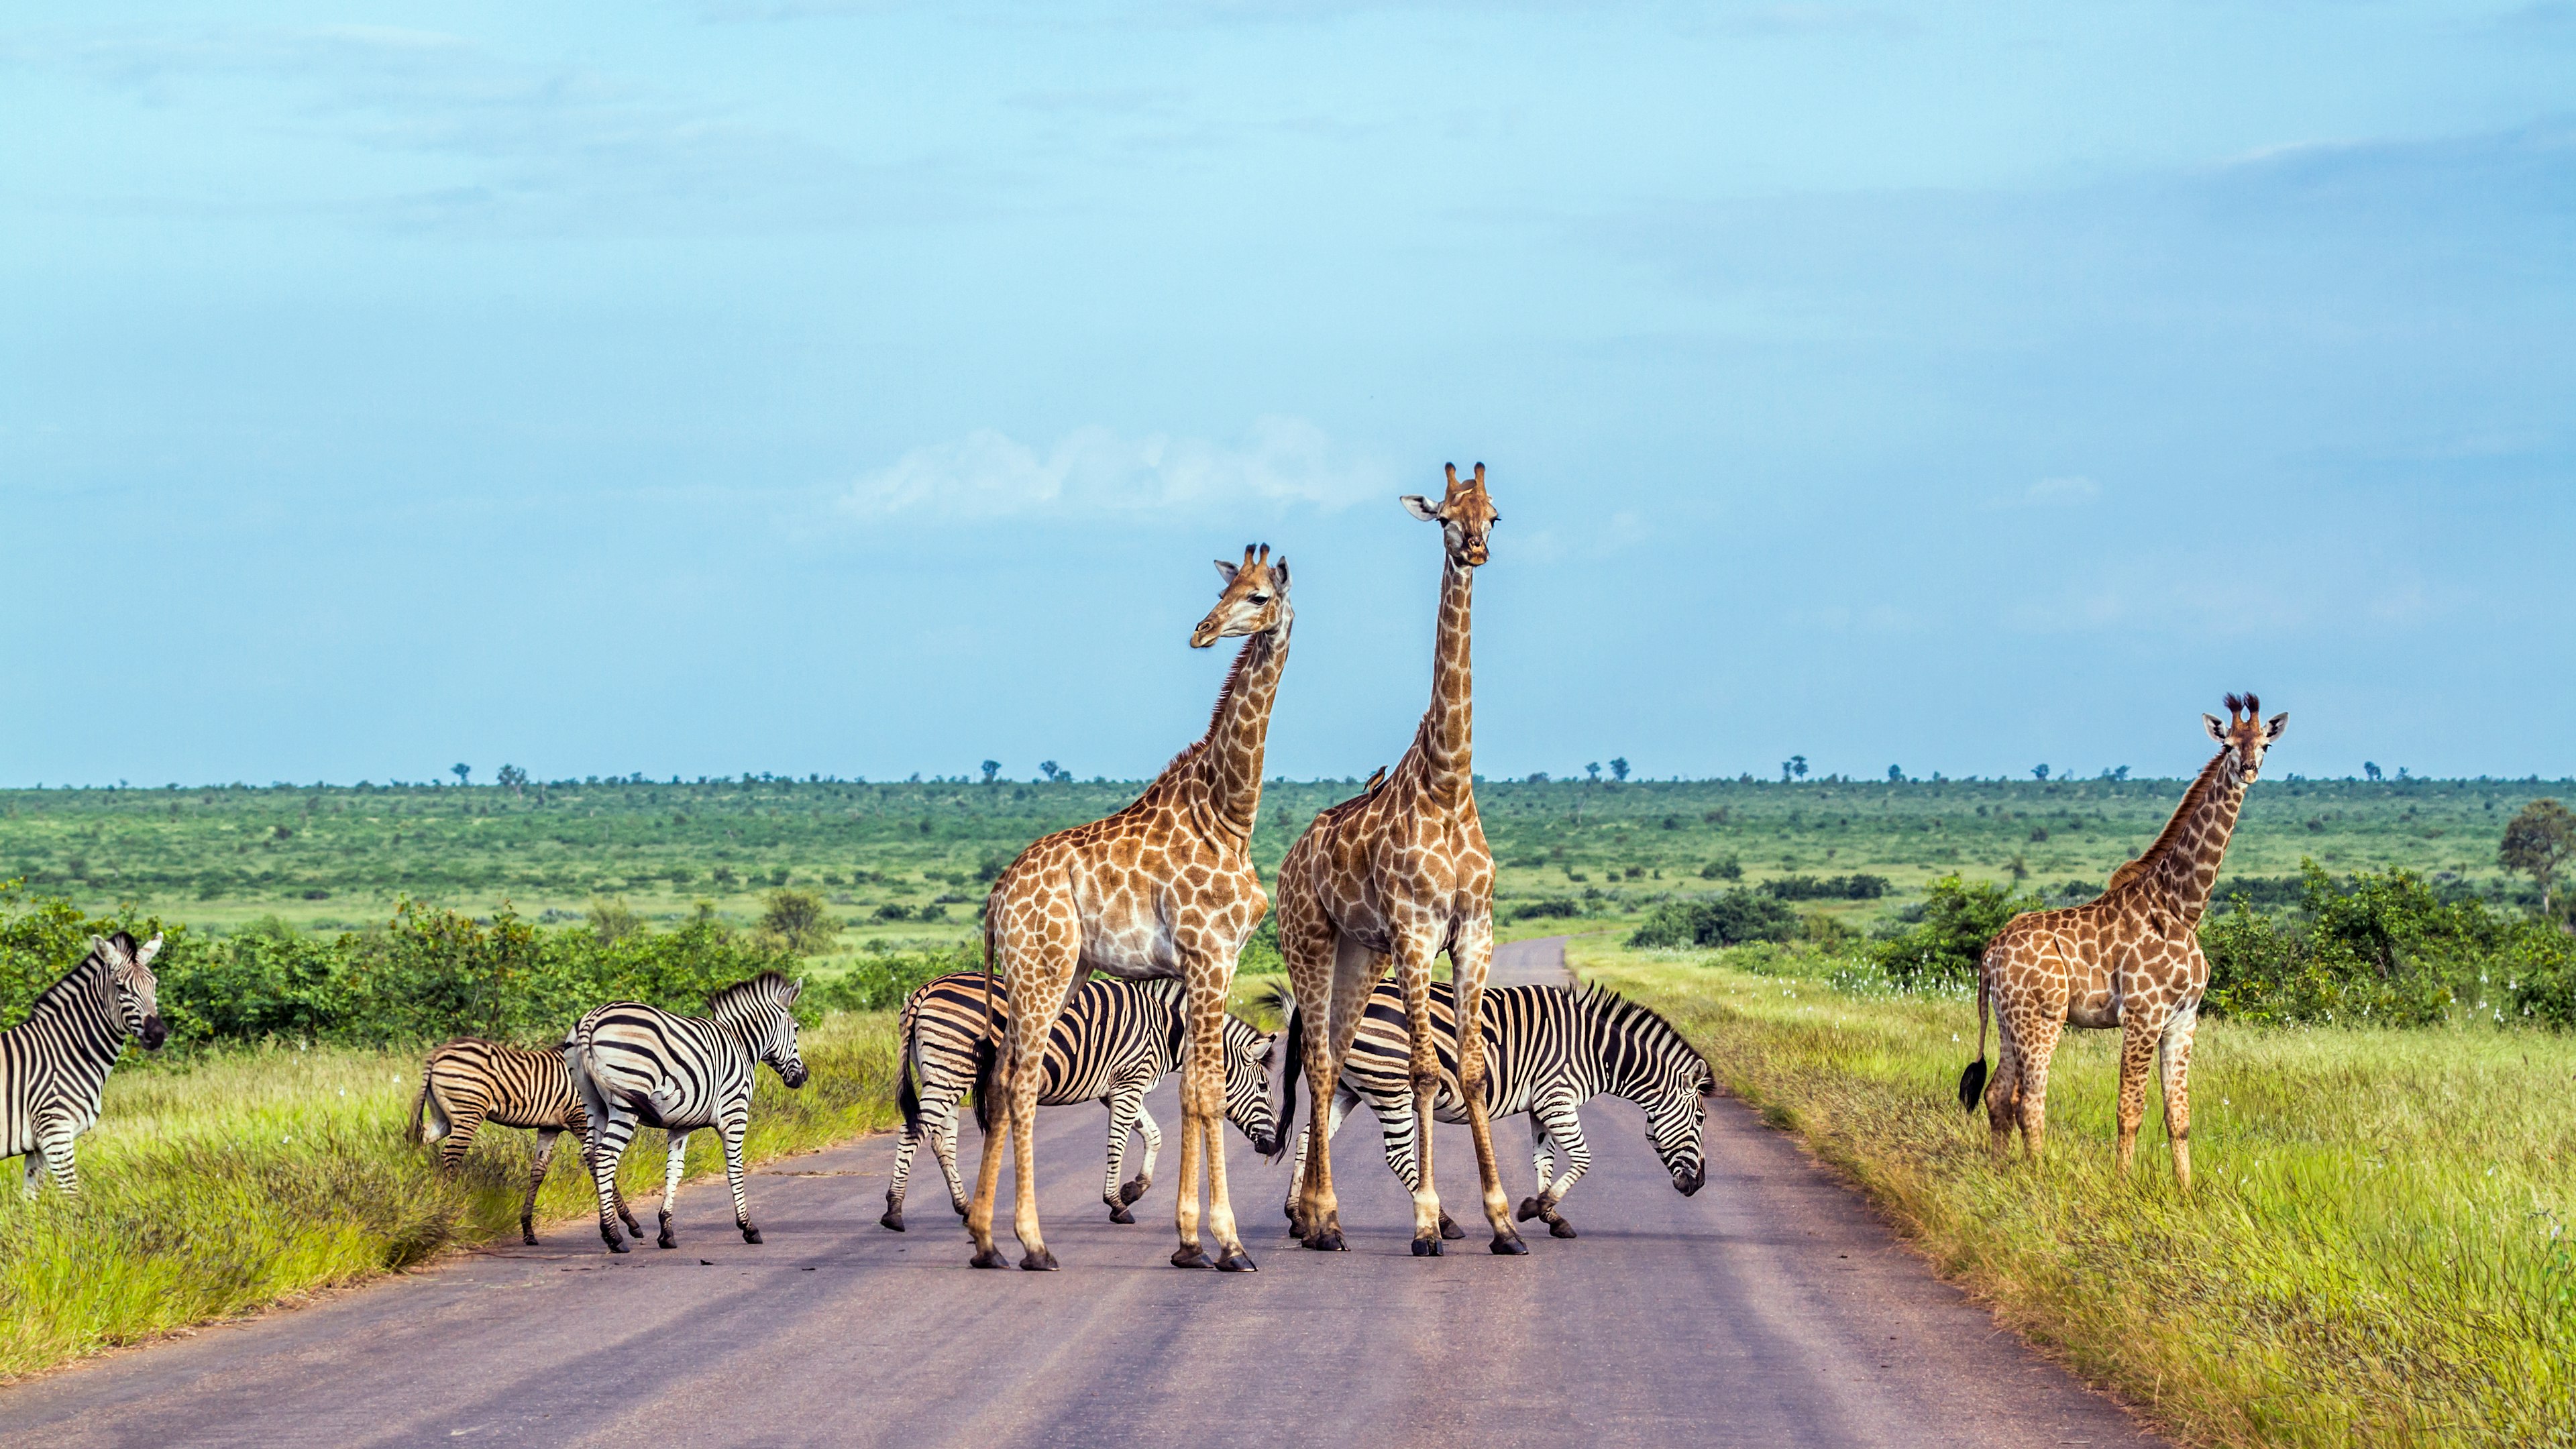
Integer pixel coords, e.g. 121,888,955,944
4,1,2571,786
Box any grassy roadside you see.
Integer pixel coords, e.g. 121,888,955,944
0,1009,903,1382
1568,933,2576,1449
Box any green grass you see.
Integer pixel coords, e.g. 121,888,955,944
1568,932,2576,1448
0,1009,902,1381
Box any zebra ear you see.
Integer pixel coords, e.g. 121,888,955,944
786,976,804,1005
134,934,164,968
93,934,131,967
1256,1033,1278,1071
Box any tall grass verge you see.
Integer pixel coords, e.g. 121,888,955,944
0,1009,901,1381
1570,934,2576,1449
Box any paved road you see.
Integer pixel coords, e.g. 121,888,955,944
3,938,2160,1449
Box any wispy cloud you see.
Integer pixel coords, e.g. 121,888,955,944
2016,475,2101,507
837,417,1397,520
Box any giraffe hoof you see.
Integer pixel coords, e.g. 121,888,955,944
1515,1197,1542,1223
1108,1204,1135,1224
1548,1220,1578,1240
1214,1252,1257,1273
969,1248,1010,1269
1020,1250,1059,1271
1171,1247,1213,1269
1302,1230,1346,1253
879,1210,906,1232
1119,1178,1149,1205
741,1227,763,1244
1411,1235,1444,1257
1490,1232,1529,1256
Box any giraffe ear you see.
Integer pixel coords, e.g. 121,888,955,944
1269,558,1288,595
1399,494,1442,523
2204,714,2226,743
1214,557,1240,585
2265,712,2288,742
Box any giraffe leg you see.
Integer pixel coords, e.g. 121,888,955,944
523,1128,561,1244
1983,1004,2023,1161
1008,979,1071,1271
2015,1018,2065,1165
1286,1088,1352,1227
966,1059,1012,1267
1450,922,1525,1255
2114,1006,2167,1176
2157,1001,2200,1190
1393,933,1446,1257
1277,909,1342,1246
657,1131,691,1248
1294,930,1379,1250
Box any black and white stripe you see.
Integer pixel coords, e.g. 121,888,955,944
565,972,808,1253
881,971,1279,1232
4,931,168,1197
413,1038,642,1245
1282,980,1713,1238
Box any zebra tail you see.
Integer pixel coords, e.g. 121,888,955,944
1957,959,1990,1114
1271,996,1303,1165
409,1069,432,1146
898,1049,922,1136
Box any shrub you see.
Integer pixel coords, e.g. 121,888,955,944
1629,889,1799,949
1761,873,1890,901
2206,861,2557,1027
1868,875,2039,988
1701,855,1743,881
757,888,840,956
1510,899,1581,922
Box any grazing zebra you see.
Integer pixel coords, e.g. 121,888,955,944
5,932,168,1196
565,972,808,1253
1279,979,1713,1240
879,971,1281,1232
411,1038,642,1245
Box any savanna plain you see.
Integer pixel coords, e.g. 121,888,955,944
5,771,2575,1448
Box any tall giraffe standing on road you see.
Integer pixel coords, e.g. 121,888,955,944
1960,693,2288,1189
1275,462,1527,1256
965,545,1293,1272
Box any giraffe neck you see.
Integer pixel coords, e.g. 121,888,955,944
2133,749,2250,927
1196,615,1291,841
1416,553,1474,804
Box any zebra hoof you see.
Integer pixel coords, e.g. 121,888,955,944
1108,1204,1135,1224
1411,1235,1444,1257
1549,1219,1578,1240
1020,1249,1059,1272
1214,1252,1257,1273
1490,1232,1529,1256
1119,1177,1148,1205
969,1247,1010,1269
879,1210,906,1232
1438,1212,1466,1240
741,1227,762,1244
1171,1246,1212,1269
1515,1196,1543,1223
657,1234,678,1250
606,1237,630,1254
1302,1229,1346,1253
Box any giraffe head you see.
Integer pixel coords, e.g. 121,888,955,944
1190,543,1291,648
1399,462,1499,568
2203,692,2289,782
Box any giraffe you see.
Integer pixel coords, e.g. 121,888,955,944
1274,462,1528,1257
964,543,1291,1272
1960,692,2287,1189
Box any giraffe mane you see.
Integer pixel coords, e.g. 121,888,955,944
1132,627,1263,798
2104,746,2231,894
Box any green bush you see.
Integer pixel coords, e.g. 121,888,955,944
1629,889,1799,949
1868,875,2039,988
809,939,980,1014
1761,873,1890,901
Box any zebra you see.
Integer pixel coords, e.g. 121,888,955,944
564,971,808,1254
5,931,168,1197
1277,979,1713,1240
411,1038,643,1246
879,971,1281,1232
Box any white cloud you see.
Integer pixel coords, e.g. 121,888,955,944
839,417,1397,520
2010,475,2101,508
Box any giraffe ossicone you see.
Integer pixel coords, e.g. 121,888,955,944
1962,692,2287,1189
963,541,1293,1273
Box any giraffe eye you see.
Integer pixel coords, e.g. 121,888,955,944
1248,594,1269,604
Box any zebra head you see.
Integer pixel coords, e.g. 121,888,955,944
1581,984,1711,1196
95,932,168,1051
1221,1016,1281,1158
710,972,807,1089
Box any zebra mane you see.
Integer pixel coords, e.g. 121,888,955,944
706,971,799,1016
1572,981,1710,1079
25,935,131,1020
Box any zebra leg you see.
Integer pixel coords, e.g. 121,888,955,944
1517,1112,1556,1223
1124,1102,1163,1208
578,1138,643,1240
1450,920,1525,1255
523,1128,561,1244
723,1110,759,1244
437,1108,484,1176
929,1087,968,1218
34,1120,79,1197
1100,1083,1148,1222
1523,1098,1589,1238
20,1144,47,1197
588,1112,638,1252
884,1101,924,1232
657,1131,692,1249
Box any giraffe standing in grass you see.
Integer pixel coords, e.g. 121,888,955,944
1961,693,2287,1189
1275,462,1527,1257
965,544,1293,1273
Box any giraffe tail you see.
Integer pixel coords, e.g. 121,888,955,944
972,914,1001,1135
1957,959,1991,1114
1270,994,1304,1165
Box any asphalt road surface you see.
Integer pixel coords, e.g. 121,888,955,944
3,938,2161,1449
